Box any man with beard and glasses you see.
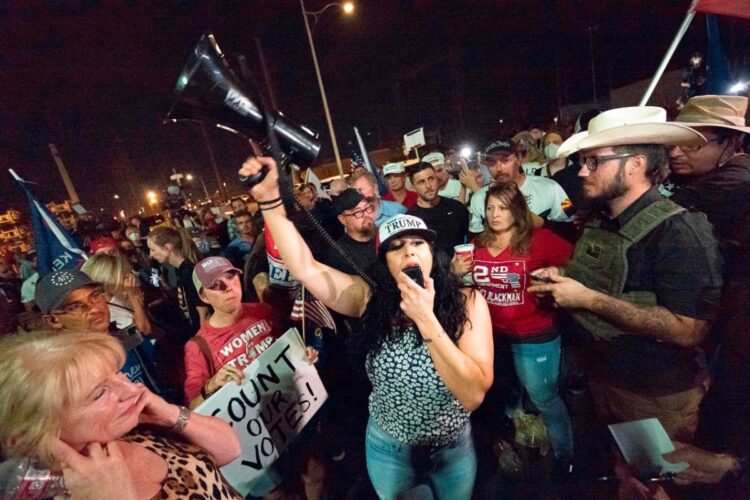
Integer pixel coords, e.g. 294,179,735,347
322,188,378,273
528,106,723,443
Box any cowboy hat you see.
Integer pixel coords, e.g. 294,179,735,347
673,95,750,134
557,106,705,158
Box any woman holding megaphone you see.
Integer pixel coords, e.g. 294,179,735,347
239,156,493,499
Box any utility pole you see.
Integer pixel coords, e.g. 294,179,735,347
48,144,80,205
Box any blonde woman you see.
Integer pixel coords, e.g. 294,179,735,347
147,226,208,337
82,253,151,334
0,331,242,499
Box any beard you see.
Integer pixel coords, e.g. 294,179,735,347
359,222,376,239
584,164,628,204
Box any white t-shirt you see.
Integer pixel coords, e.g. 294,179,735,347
522,162,541,176
438,178,464,202
469,175,572,233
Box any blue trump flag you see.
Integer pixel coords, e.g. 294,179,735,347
9,169,87,277
704,14,731,95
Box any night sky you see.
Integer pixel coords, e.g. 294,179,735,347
1,0,748,215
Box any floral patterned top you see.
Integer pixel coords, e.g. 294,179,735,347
366,326,470,446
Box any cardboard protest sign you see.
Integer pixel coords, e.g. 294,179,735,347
403,127,425,152
194,328,327,493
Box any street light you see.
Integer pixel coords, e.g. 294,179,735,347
300,0,354,178
146,190,158,215
186,173,211,202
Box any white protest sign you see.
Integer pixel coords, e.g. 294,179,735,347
194,328,327,493
403,127,425,152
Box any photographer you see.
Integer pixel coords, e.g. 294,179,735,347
239,156,493,499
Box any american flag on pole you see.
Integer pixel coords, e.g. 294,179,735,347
290,286,336,332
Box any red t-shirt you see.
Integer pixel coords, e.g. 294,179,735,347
382,190,418,208
183,302,278,402
472,228,573,338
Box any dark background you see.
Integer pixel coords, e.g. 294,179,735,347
1,0,748,214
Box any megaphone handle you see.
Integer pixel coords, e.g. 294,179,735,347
239,166,269,187
239,139,271,187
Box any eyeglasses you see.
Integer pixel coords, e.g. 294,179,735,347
677,137,724,152
343,205,375,219
206,272,240,291
55,287,108,315
579,153,636,171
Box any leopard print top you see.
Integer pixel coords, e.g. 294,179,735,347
122,426,242,500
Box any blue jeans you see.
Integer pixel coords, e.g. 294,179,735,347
508,336,574,459
365,417,476,500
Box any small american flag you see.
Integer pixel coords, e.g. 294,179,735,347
291,286,337,332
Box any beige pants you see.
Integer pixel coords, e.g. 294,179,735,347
589,380,709,443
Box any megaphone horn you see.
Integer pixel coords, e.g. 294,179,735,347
164,33,321,172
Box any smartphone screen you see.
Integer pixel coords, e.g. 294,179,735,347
525,271,552,284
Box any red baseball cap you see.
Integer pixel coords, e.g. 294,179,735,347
90,236,119,254
192,256,242,292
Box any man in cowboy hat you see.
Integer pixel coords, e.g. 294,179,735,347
668,95,750,253
529,106,724,442
668,95,750,452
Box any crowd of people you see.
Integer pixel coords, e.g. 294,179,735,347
1,93,749,499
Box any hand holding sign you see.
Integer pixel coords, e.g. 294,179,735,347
205,364,246,397
194,329,327,496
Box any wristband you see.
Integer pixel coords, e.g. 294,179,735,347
259,201,284,211
257,197,282,206
423,330,445,344
171,406,191,432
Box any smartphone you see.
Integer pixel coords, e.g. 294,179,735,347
525,271,552,284
403,265,424,288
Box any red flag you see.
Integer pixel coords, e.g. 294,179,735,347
696,0,750,21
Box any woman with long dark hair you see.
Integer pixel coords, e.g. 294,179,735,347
454,181,574,463
240,156,493,499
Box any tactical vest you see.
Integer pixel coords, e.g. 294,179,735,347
564,199,685,341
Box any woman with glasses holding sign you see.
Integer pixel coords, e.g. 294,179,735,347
239,156,493,499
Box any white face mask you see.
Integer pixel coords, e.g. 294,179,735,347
128,232,139,242
544,143,560,160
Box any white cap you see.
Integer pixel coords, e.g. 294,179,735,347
422,152,445,166
382,162,405,176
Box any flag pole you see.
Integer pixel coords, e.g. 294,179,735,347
639,0,699,105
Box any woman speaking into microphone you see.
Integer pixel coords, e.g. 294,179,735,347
239,156,493,499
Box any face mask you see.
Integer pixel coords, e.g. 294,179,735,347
128,232,139,242
544,143,560,160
